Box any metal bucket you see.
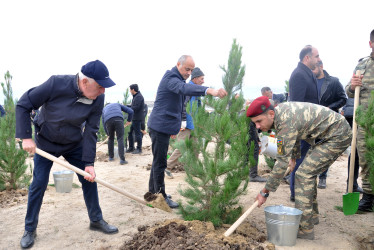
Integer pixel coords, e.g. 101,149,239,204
260,136,277,158
264,205,303,246
53,170,74,193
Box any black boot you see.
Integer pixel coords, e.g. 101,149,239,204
318,178,326,189
358,193,374,212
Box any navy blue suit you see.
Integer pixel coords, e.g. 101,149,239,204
288,62,319,199
147,66,208,197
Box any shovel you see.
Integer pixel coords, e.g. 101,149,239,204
342,70,361,215
224,200,259,237
35,148,152,207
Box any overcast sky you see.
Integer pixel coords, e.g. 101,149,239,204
0,0,373,105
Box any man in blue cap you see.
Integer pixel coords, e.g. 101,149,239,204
16,60,118,248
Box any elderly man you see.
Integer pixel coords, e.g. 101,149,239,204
147,55,227,208
16,60,118,248
247,96,351,240
167,67,205,172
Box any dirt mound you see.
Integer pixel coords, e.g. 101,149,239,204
0,188,28,208
96,151,108,162
144,192,172,213
121,219,274,249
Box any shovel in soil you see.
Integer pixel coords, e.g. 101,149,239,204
35,148,155,208
343,70,361,215
224,200,259,237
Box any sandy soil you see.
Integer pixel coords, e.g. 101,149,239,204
0,135,373,249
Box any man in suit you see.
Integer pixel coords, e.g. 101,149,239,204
288,45,321,202
261,86,287,106
127,84,145,154
147,55,227,208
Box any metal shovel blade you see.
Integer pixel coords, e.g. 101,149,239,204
342,192,360,215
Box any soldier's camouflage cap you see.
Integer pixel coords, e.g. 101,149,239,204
246,96,271,117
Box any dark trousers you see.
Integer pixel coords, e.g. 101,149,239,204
247,122,260,177
319,169,328,179
148,128,170,198
25,146,102,232
128,120,142,150
290,140,311,198
106,117,125,161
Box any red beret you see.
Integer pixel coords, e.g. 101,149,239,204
246,96,271,117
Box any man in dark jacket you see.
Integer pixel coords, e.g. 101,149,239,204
0,104,5,117
16,60,119,248
147,55,227,208
261,87,287,106
127,84,144,154
102,103,133,165
312,61,347,189
288,45,321,202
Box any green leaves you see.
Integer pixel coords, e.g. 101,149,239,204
0,71,32,191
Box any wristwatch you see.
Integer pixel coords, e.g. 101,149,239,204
260,190,269,198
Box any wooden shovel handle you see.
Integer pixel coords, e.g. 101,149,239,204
224,200,259,237
35,148,147,205
348,70,361,193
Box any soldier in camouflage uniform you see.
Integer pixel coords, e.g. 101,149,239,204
247,96,352,240
345,29,374,212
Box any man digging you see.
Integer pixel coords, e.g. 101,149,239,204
247,96,352,240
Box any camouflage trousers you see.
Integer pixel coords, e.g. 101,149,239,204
295,125,352,231
357,126,374,194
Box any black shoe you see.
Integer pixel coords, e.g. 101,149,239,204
165,197,179,208
90,219,119,234
358,193,374,212
108,157,114,161
166,194,172,199
290,195,295,202
249,175,267,182
132,148,142,154
353,186,364,194
120,160,128,165
20,230,36,248
126,148,134,153
318,178,326,189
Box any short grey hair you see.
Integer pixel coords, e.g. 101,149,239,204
178,55,192,65
78,72,95,84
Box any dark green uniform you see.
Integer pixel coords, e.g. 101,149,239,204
265,102,352,231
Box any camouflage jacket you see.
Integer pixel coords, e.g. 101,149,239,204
345,53,374,110
265,102,348,192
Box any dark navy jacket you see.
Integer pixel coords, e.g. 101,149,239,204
318,70,347,113
0,104,5,117
102,103,133,134
16,74,104,164
148,66,208,135
289,62,319,104
128,91,144,121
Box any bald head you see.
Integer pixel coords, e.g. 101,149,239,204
177,55,195,80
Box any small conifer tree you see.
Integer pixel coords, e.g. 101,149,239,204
0,71,32,190
356,91,374,188
177,39,253,227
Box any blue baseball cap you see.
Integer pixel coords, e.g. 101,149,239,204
81,60,116,88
